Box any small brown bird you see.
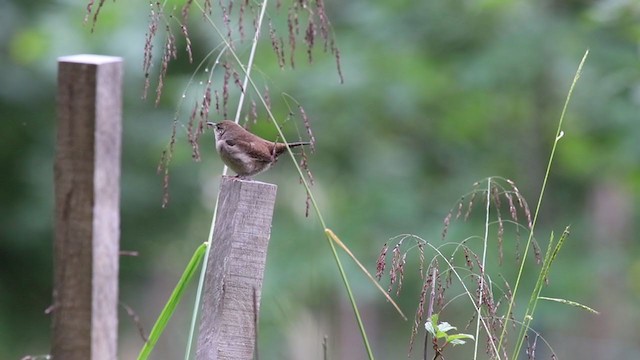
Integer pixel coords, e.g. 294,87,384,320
208,120,310,178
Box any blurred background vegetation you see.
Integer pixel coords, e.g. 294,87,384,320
1,0,639,359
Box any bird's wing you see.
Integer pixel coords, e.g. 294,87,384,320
224,139,274,163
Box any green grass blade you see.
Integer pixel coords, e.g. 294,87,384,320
498,49,589,356
138,242,208,360
187,2,376,357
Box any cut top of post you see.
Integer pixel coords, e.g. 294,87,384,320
58,54,123,65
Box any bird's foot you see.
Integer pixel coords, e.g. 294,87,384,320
233,174,253,181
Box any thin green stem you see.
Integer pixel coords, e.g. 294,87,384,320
473,178,491,360
185,1,268,359
497,49,589,356
189,1,375,358
184,191,221,360
139,243,207,360
232,0,266,125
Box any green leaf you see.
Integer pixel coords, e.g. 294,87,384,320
447,333,475,341
437,322,456,333
425,320,436,336
137,242,207,360
425,314,439,336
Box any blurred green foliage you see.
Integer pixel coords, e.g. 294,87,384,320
1,0,639,359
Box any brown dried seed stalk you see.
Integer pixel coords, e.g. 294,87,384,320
214,89,220,114
85,0,107,32
231,68,244,94
473,251,484,274
304,17,315,63
250,99,258,123
203,0,212,15
491,184,501,208
202,83,212,119
532,240,542,265
395,253,407,296
463,245,474,270
492,194,505,265
465,190,478,221
298,106,316,152
159,119,179,208
435,266,445,307
409,276,431,353
180,25,193,64
143,5,160,100
456,197,464,219
222,62,230,118
187,101,200,160
315,0,328,39
220,1,232,47
277,36,286,68
442,211,452,241
464,308,477,331
287,9,297,68
508,179,533,229
238,0,246,41
418,243,424,279
157,151,169,207
304,189,311,218
497,213,504,265
525,333,539,359
375,243,388,281
269,20,285,69
427,265,438,318
299,150,315,186
388,245,401,293
156,28,177,106
263,86,271,110
505,191,518,222
483,284,496,318
181,0,193,24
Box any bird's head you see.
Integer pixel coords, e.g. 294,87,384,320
207,120,237,141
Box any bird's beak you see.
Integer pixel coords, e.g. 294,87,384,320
206,121,216,128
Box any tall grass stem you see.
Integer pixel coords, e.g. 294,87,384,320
497,49,589,355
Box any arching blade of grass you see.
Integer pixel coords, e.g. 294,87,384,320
512,227,569,357
184,1,273,359
137,242,207,360
189,1,380,358
497,49,589,357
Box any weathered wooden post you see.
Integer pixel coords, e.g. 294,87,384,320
197,176,277,360
53,55,122,360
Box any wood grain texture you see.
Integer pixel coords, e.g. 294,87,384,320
53,55,122,360
197,176,277,360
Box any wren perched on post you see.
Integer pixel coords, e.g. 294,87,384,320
208,120,310,178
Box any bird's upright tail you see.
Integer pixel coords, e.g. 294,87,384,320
273,141,311,157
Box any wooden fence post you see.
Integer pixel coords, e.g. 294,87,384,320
197,176,277,360
53,55,123,360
